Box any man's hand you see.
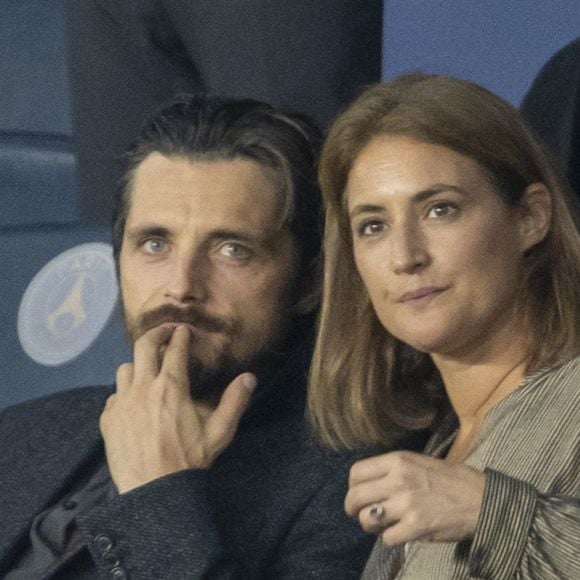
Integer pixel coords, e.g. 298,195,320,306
100,325,256,494
345,451,486,545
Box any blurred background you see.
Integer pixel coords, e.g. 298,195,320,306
1,0,578,409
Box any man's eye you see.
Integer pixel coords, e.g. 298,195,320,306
219,242,252,261
142,238,168,254
427,203,457,219
357,220,385,237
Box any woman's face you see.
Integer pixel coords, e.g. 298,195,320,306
346,135,537,358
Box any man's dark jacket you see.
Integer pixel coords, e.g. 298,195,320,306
0,364,373,578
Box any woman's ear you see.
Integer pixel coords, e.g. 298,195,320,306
517,182,552,252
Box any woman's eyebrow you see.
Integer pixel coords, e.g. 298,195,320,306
348,204,386,219
349,184,467,218
410,184,466,204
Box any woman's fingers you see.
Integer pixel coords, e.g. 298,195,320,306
347,452,487,544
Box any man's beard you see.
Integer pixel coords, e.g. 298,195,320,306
185,351,258,407
125,304,280,407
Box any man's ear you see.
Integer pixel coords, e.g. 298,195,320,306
517,182,552,253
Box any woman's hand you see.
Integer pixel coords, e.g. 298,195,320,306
345,451,486,545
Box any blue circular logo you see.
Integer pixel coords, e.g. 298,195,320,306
17,243,119,366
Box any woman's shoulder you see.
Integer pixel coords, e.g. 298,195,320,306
468,356,580,493
526,354,580,401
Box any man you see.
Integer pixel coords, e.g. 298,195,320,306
0,96,373,578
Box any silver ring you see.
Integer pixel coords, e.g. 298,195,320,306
369,503,385,520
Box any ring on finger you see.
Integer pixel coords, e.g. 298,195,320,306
369,502,386,520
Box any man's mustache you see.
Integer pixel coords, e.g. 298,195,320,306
137,304,232,335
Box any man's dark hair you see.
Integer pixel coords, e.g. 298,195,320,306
112,94,323,300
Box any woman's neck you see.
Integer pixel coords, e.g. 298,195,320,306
440,356,526,424
432,324,529,427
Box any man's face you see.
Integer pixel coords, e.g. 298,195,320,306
120,153,298,400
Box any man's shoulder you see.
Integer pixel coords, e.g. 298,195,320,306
0,385,113,429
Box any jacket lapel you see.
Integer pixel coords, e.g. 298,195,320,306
0,386,112,568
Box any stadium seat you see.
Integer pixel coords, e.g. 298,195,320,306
0,224,130,410
0,133,81,227
0,0,132,410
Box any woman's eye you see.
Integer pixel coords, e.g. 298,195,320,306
358,220,385,237
219,242,252,261
142,238,168,254
427,203,457,219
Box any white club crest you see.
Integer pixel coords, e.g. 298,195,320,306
17,243,119,366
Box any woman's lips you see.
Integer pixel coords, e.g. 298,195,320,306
397,287,447,304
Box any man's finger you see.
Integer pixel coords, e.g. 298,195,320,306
206,373,257,446
103,393,117,410
132,325,174,382
158,325,192,391
115,362,134,394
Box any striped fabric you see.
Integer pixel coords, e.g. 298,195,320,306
362,356,580,579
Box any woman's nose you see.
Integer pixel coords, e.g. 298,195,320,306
389,222,430,275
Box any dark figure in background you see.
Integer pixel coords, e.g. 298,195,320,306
521,36,580,204
65,0,383,224
0,96,374,579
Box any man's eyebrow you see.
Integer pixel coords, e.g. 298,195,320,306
348,184,466,218
206,229,259,243
125,225,170,241
125,225,270,245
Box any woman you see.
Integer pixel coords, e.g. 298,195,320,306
308,73,580,578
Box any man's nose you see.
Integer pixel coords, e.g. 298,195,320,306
389,221,430,275
164,252,209,303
